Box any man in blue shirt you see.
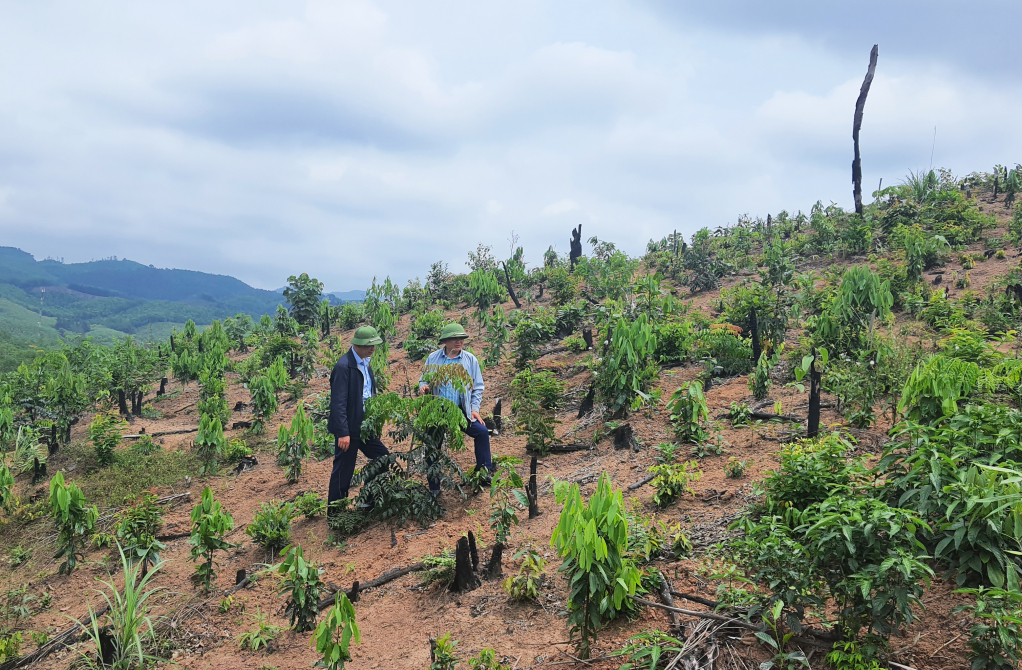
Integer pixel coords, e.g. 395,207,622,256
418,322,493,495
327,326,390,510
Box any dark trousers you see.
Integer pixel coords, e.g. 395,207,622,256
328,436,389,506
428,419,493,492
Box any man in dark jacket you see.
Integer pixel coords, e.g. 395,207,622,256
327,326,390,510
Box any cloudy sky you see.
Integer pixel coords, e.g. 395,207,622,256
1,1,1020,292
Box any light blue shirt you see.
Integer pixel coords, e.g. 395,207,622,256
351,348,373,405
419,347,484,418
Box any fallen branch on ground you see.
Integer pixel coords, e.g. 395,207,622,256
317,561,426,611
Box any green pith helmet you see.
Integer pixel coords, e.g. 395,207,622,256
438,322,469,342
351,326,383,346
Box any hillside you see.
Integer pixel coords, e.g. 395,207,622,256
0,246,285,340
3,167,1022,670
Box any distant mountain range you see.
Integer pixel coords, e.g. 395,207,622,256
0,246,362,345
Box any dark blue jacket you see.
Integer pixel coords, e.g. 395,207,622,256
328,349,377,441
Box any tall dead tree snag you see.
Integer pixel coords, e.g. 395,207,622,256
502,261,522,308
852,44,879,216
569,225,583,270
807,349,822,439
749,307,761,364
527,455,541,519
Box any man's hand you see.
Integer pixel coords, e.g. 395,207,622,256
338,435,350,452
471,410,483,424
419,384,429,395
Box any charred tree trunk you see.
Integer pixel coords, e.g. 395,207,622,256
582,327,593,350
577,384,595,419
852,44,879,216
527,455,541,519
453,536,480,592
117,389,129,416
613,424,636,451
468,530,480,572
131,391,143,416
484,543,504,580
503,262,522,309
569,225,583,271
807,349,822,439
994,176,999,200
492,399,502,433
169,335,175,353
749,307,761,364
157,377,167,397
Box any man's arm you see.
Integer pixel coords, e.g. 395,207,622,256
328,363,351,439
468,354,484,415
418,350,435,394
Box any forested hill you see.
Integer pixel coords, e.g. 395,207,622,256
0,246,286,347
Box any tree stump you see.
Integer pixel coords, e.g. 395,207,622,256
492,399,502,433
808,350,822,439
157,377,168,397
613,424,636,451
468,531,480,571
577,384,595,419
453,536,480,592
527,455,541,519
582,327,593,350
484,543,504,580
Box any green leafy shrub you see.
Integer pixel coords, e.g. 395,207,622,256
420,550,456,587
750,351,771,400
563,333,587,353
597,314,658,415
236,607,280,652
49,472,98,575
725,458,748,478
188,487,235,591
313,592,361,670
513,311,555,368
954,587,1022,670
88,409,127,466
510,367,564,411
248,375,278,434
275,544,323,632
193,413,227,475
0,462,15,512
223,438,251,463
277,402,314,484
467,648,510,670
550,473,642,659
295,491,326,519
655,320,696,366
113,490,166,572
898,354,980,423
666,381,709,444
503,548,545,601
247,500,296,553
404,308,447,361
429,632,461,670
650,460,701,507
489,456,527,546
759,433,858,515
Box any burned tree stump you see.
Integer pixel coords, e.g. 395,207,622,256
994,176,999,200
527,455,541,519
157,377,168,397
577,383,595,419
118,389,129,416
453,536,480,593
492,399,502,433
582,327,593,350
852,45,878,216
613,424,636,451
749,307,761,365
569,225,583,270
236,569,247,585
807,349,822,439
468,530,479,571
484,543,504,580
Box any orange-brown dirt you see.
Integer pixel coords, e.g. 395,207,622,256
3,192,1020,670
